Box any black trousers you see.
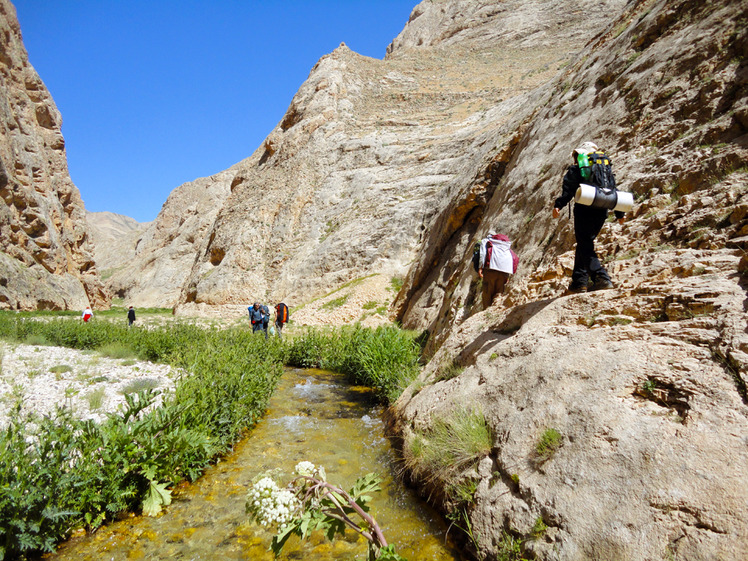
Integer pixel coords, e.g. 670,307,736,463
571,204,611,288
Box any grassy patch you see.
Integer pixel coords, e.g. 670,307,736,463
362,301,378,310
22,334,49,346
49,365,73,374
97,342,138,360
320,294,350,311
535,428,562,462
86,388,107,410
435,357,464,382
120,378,161,395
405,407,492,496
389,276,404,293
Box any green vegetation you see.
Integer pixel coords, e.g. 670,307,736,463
320,294,350,311
496,531,527,561
389,276,404,293
535,428,563,462
286,325,421,403
96,341,138,360
85,387,107,410
405,407,492,500
120,378,161,395
49,365,73,374
531,517,547,539
0,312,422,559
435,357,464,382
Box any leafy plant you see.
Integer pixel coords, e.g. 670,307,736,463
531,517,547,539
49,364,72,374
246,462,406,560
389,276,404,293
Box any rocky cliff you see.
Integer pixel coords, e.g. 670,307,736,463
109,0,627,317
0,0,106,310
388,0,748,559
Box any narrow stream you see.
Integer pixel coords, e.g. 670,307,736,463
48,368,463,560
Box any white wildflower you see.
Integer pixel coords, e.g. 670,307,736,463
294,461,316,476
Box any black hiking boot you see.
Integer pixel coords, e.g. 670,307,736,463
565,283,588,295
589,278,614,291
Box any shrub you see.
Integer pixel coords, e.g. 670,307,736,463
97,342,138,360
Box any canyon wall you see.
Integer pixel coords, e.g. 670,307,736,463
109,0,627,315
388,0,748,559
0,0,106,310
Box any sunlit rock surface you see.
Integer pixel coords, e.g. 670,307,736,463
0,0,106,310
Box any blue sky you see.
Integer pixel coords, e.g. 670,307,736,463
13,1,417,222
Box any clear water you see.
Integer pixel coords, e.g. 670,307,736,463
47,369,463,560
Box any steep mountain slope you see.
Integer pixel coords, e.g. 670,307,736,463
388,0,748,559
86,211,151,276
109,0,626,314
0,0,106,310
105,168,236,307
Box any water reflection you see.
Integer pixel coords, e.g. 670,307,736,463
46,369,463,560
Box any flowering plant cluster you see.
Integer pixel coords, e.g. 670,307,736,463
246,462,406,561
246,476,299,528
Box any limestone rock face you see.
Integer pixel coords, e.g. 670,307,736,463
0,0,105,310
169,0,626,315
86,211,151,274
387,0,748,559
106,169,235,308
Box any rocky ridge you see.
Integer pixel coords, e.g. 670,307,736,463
0,0,106,310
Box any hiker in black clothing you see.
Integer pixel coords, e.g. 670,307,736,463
127,306,136,327
552,141,624,294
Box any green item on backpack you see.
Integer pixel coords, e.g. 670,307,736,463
577,152,591,180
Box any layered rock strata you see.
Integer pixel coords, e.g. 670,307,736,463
0,0,105,310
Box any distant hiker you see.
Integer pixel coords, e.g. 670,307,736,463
478,232,519,309
127,306,136,327
249,302,264,334
275,302,289,339
261,303,270,340
82,307,93,322
552,141,626,294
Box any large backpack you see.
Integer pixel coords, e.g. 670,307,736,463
472,236,519,274
583,150,615,190
276,302,289,324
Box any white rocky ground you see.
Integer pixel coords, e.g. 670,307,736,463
0,342,176,426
